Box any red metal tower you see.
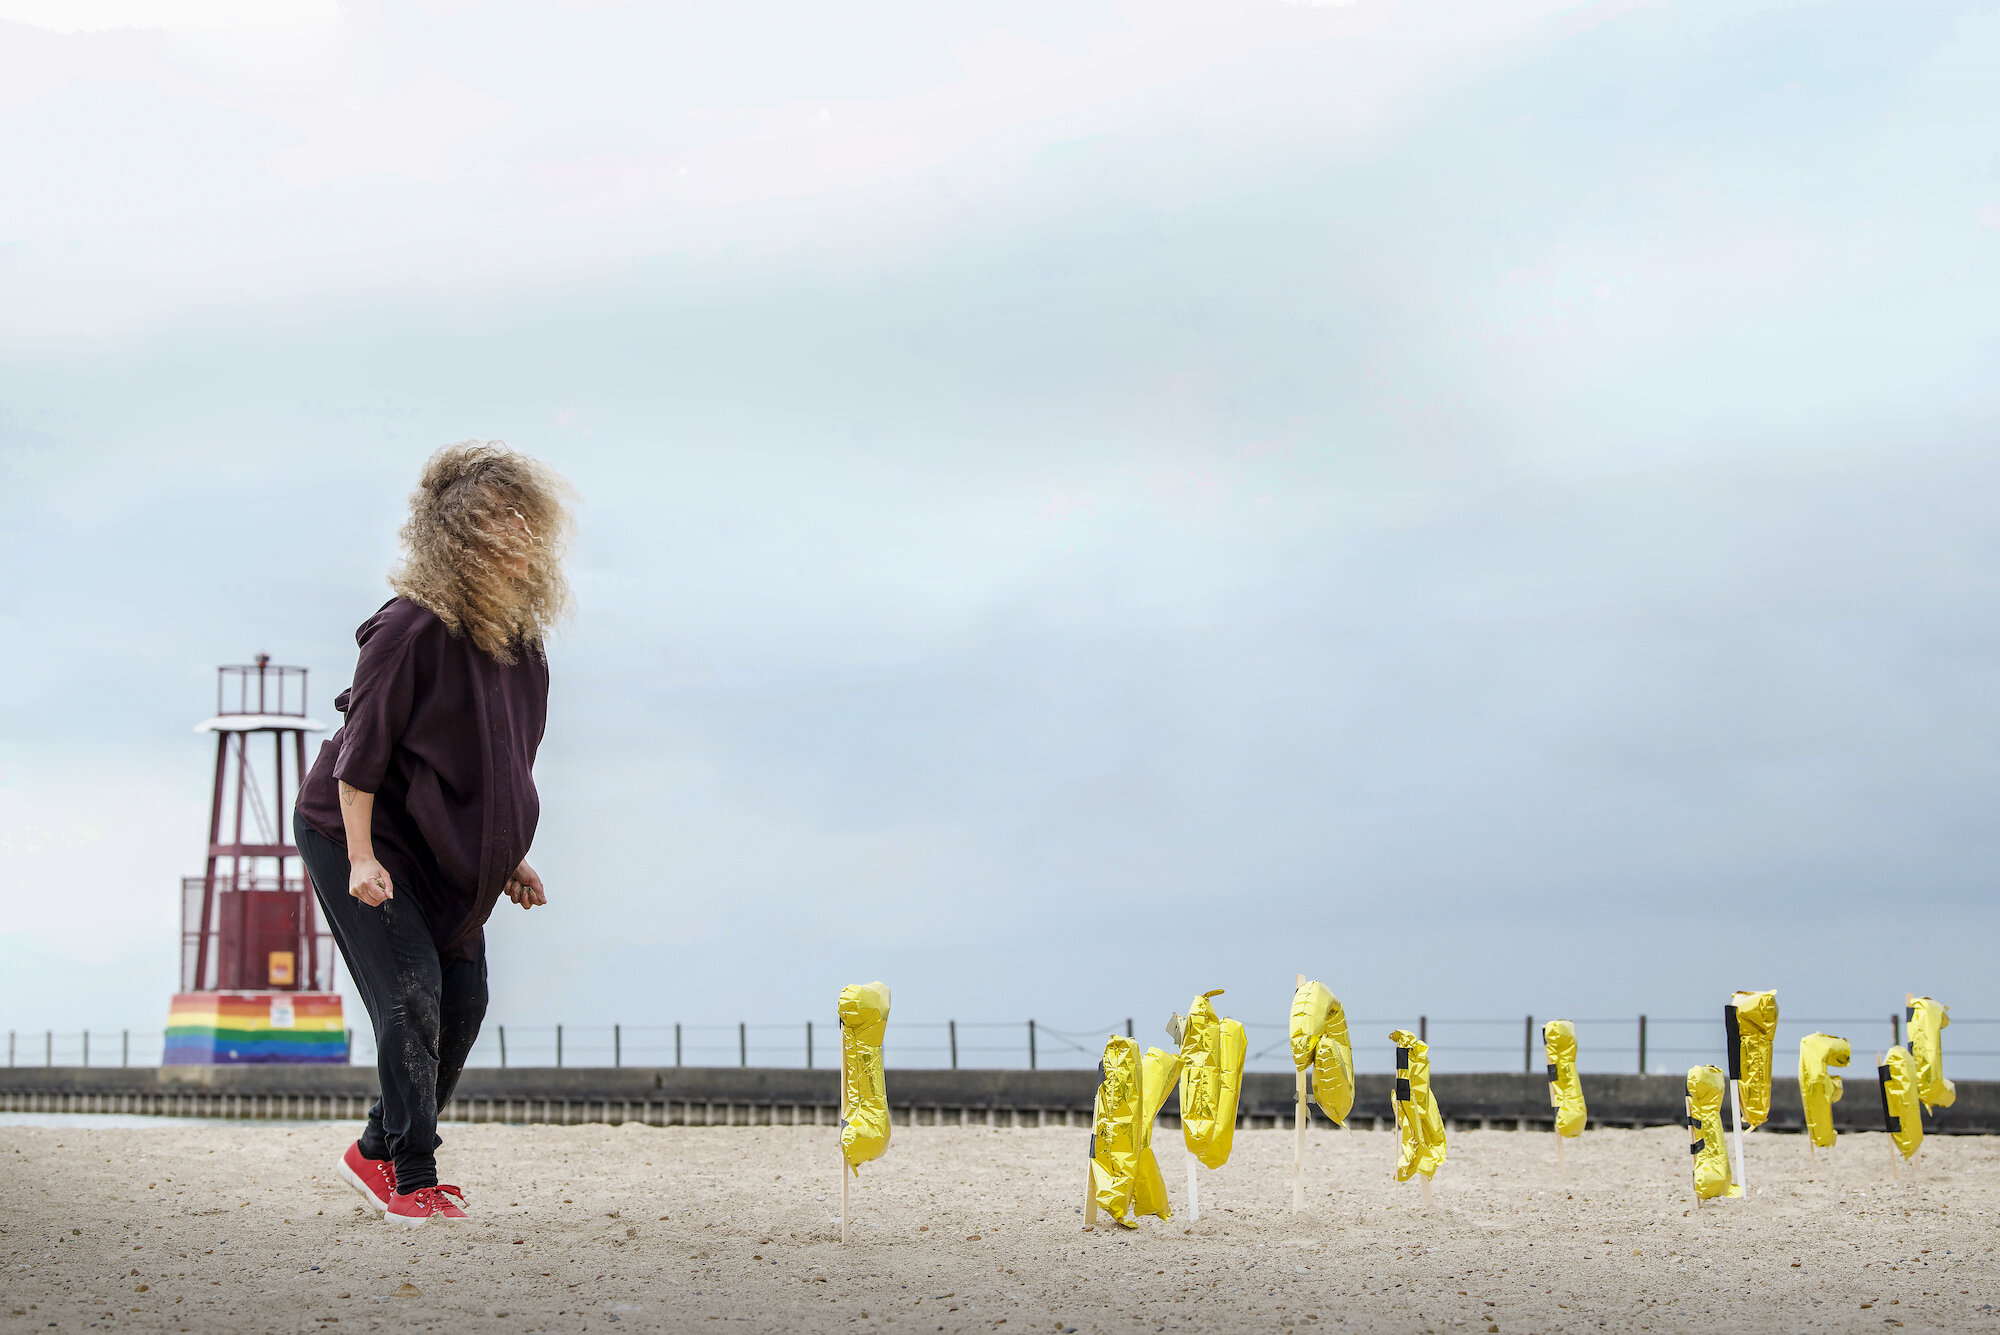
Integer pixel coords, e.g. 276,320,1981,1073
167,656,345,1065
180,656,335,993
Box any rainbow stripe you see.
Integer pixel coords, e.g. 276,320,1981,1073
164,992,349,1065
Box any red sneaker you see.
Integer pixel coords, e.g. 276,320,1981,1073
335,1142,396,1214
385,1184,468,1227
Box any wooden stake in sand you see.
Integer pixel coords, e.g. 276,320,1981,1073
1728,1077,1749,1195
1293,1068,1309,1211
1162,1009,1200,1224
1724,1003,1749,1198
1168,1007,1208,1223
1293,974,1308,1213
1083,1057,1103,1232
839,1016,850,1245
1877,1053,1899,1182
1168,1007,1192,1223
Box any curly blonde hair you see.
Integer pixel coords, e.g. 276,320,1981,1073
390,441,575,662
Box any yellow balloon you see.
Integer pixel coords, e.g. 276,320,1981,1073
1290,979,1354,1127
1543,1020,1586,1139
1798,1032,1850,1149
1180,991,1246,1170
1686,1065,1740,1200
1907,997,1955,1112
1390,1029,1447,1182
837,982,892,1174
1879,1046,1924,1163
1130,1046,1184,1221
1729,990,1779,1128
1089,1036,1144,1227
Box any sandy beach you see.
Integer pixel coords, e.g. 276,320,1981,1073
2,1120,1994,1333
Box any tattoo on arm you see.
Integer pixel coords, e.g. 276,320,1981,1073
339,781,356,808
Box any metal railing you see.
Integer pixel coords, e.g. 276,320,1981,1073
17,1015,1998,1077
443,1020,1138,1072
6,1030,159,1069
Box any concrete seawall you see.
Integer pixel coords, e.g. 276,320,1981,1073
3,1066,1994,1133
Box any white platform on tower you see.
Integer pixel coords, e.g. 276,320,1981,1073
196,714,328,733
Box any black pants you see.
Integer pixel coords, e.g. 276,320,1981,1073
295,813,487,1192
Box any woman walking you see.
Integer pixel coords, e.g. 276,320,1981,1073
295,441,573,1226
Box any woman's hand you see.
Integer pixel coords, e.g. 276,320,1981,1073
505,858,546,909
338,782,390,906
349,855,394,907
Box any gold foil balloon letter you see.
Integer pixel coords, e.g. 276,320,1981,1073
1686,1065,1740,1200
1906,996,1955,1112
1130,1046,1182,1222
1291,979,1355,1128
1543,1020,1586,1139
1727,990,1778,1128
1180,990,1247,1170
1878,1046,1924,1163
1290,981,1336,1072
837,982,892,1175
1089,1036,1144,1227
1797,1032,1850,1150
1390,1029,1447,1183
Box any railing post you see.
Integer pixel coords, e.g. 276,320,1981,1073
675,1023,682,1068
122,1030,129,1068
82,1030,89,1068
1524,1016,1532,1073
1419,1015,1427,1044
806,1021,813,1069
1125,1018,1133,1038
614,1024,622,1069
556,1024,563,1068
1028,1019,1037,1070
739,1023,747,1068
949,1020,957,1070
499,1025,508,1069
46,1030,52,1067
1638,1015,1647,1074
1891,1012,1900,1046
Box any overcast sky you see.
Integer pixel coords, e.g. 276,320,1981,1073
3,0,1998,1074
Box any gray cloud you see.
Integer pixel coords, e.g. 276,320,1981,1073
3,0,1998,1072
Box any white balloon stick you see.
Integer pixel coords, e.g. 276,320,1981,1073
1728,1078,1749,1198
1292,974,1307,1213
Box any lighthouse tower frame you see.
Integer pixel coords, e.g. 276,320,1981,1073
166,656,348,1065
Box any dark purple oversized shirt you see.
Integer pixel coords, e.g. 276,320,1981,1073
297,597,549,961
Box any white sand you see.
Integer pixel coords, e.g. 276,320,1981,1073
2,1121,1995,1333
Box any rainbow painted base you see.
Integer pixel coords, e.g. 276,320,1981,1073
165,992,348,1065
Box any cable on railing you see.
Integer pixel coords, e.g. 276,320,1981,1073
19,1015,2000,1074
